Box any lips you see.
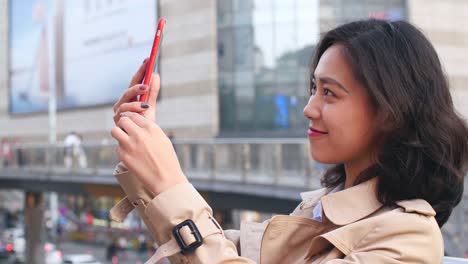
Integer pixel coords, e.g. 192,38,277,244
308,127,328,137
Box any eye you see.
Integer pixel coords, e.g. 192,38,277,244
323,88,335,97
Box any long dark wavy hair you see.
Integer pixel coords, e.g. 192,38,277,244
311,19,468,227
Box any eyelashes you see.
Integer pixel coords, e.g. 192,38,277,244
309,83,335,98
309,82,317,95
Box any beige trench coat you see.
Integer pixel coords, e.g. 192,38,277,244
110,165,443,264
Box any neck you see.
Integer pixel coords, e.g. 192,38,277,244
344,166,359,189
344,157,375,189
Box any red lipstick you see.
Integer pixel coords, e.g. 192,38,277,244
308,127,328,137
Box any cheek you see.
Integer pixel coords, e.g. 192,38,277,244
310,104,377,163
344,106,375,136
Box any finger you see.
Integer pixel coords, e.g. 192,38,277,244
130,58,149,87
113,84,149,113
113,102,150,124
115,146,130,165
111,126,129,146
118,116,142,136
147,74,161,107
120,111,149,128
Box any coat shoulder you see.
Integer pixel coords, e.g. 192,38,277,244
357,204,444,263
376,205,442,239
382,199,441,242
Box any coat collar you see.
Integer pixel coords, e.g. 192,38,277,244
320,177,437,225
320,177,382,226
395,199,436,216
300,188,327,203
300,177,437,226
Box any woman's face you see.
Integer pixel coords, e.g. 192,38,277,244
303,44,381,170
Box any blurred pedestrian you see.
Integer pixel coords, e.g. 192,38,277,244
77,133,87,168
0,138,13,167
55,220,63,244
137,233,148,261
63,132,87,168
106,238,118,261
63,132,80,168
118,236,127,260
13,138,24,167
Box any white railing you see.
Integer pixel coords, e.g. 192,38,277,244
0,139,324,189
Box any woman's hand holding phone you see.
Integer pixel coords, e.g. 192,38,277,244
113,17,166,124
111,61,188,195
112,59,157,124
111,18,188,195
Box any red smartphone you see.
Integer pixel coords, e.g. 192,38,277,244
139,18,166,103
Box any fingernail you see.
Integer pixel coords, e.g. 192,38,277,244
139,85,148,90
142,58,148,64
141,102,149,109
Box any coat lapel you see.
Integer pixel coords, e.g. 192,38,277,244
321,177,382,226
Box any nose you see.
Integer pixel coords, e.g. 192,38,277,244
303,95,321,120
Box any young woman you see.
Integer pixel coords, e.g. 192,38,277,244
110,19,468,263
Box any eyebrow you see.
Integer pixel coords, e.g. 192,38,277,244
312,76,349,94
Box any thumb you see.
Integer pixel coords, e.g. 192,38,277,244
148,74,161,107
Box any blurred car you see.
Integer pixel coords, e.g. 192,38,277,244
1,228,62,264
0,240,16,263
44,242,63,264
62,254,101,264
1,228,25,262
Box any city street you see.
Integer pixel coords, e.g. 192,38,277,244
59,241,144,264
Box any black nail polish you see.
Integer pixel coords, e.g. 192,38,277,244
141,102,149,109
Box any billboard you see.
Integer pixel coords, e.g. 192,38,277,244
9,0,157,114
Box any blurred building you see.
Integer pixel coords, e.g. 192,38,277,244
0,0,466,142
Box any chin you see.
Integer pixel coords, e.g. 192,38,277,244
310,149,339,164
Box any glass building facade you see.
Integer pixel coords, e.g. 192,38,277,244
217,0,319,136
217,0,406,137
